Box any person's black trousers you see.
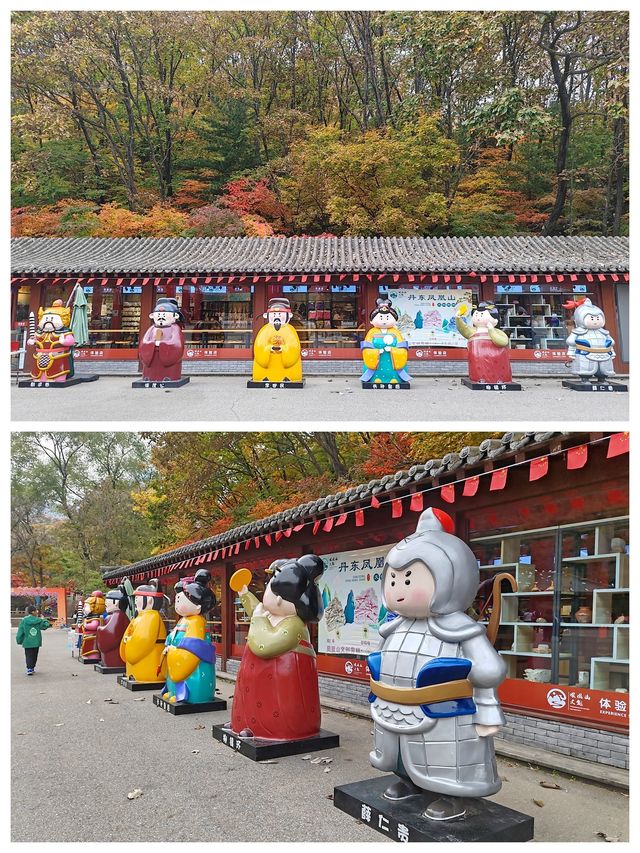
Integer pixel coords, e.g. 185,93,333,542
24,647,39,670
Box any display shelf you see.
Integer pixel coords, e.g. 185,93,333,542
590,657,629,692
593,588,629,624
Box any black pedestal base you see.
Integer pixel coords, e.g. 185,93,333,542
461,378,522,391
212,724,339,761
361,381,411,390
18,375,99,388
117,675,164,691
334,775,534,843
246,380,305,389
562,380,628,392
94,663,125,674
153,694,228,715
79,657,99,665
132,377,190,389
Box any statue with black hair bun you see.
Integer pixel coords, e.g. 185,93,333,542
161,569,217,705
229,554,325,740
361,298,411,388
455,300,515,385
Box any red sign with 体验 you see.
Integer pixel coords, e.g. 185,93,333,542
498,678,629,729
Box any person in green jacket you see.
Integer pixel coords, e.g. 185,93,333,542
16,606,51,675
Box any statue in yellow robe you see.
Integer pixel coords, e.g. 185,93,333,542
119,580,167,684
249,297,304,386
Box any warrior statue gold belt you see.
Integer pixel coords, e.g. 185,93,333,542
369,676,473,705
575,344,612,353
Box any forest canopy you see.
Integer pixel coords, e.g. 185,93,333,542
11,11,628,238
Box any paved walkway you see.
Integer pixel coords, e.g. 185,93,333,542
12,629,629,842
11,375,629,423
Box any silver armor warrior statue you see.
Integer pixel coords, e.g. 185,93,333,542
367,507,506,822
564,298,616,382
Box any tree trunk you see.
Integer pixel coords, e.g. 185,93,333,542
542,52,572,236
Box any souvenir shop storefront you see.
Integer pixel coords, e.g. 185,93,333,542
11,235,629,374
103,430,629,765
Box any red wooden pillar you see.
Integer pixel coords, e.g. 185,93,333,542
599,280,627,374
222,562,233,668
252,279,268,340
362,273,380,324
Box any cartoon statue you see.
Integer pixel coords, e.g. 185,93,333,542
455,301,517,387
368,508,506,822
248,297,304,387
228,556,325,740
96,587,130,669
161,570,216,705
361,298,411,388
119,579,168,685
79,591,105,662
564,298,616,383
27,299,76,382
136,297,189,386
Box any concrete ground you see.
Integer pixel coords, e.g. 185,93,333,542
11,374,629,423
11,629,628,843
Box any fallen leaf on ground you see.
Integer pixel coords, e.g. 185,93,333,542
326,794,334,800
540,781,563,790
16,732,26,736
310,757,323,764
99,718,105,722
261,760,279,764
103,698,113,702
86,700,92,704
127,789,143,800
191,749,200,754
533,799,545,808
300,755,311,760
595,832,620,842
194,724,205,730
501,776,509,783
133,698,145,702
324,767,332,773
71,673,78,677
54,723,64,727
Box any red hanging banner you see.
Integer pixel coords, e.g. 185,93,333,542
440,484,455,504
312,520,321,535
489,468,508,491
409,492,423,512
607,433,629,458
254,537,260,548
323,517,334,532
370,495,381,509
293,524,305,532
274,531,283,542
462,476,480,497
391,499,403,518
529,456,549,481
355,509,365,527
264,534,272,546
235,542,241,555
244,540,250,550
567,444,588,470
283,528,292,538
335,513,348,526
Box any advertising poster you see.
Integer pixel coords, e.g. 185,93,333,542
318,544,393,656
386,288,472,348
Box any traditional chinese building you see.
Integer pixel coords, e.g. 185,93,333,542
102,429,629,768
11,235,629,375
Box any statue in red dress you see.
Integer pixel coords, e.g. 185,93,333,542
229,555,325,741
96,587,130,669
27,300,76,382
455,301,520,389
137,297,189,386
79,591,105,662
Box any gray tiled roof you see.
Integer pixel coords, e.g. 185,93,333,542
102,430,583,582
12,235,628,276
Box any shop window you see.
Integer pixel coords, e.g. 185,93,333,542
470,515,629,701
233,569,266,646
207,574,223,644
15,286,31,324
493,287,596,351
189,285,253,349
280,284,363,349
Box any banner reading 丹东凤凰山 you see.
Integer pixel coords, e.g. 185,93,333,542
318,544,394,656
386,289,471,348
